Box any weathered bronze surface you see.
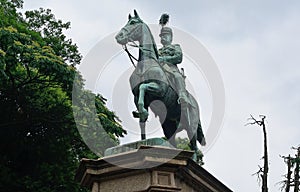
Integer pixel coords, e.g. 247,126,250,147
104,138,174,156
115,10,205,161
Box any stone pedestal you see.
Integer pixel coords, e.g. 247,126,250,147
75,144,232,192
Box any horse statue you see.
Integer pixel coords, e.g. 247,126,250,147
115,10,206,161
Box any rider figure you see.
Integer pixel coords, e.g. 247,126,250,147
158,15,189,105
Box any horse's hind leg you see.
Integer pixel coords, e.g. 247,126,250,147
162,119,177,147
186,123,199,162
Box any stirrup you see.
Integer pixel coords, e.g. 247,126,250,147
177,96,188,105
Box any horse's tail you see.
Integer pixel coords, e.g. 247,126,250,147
197,121,206,146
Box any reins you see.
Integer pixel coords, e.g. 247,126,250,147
123,44,138,68
123,41,158,69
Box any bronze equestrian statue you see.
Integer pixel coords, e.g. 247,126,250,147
115,10,206,161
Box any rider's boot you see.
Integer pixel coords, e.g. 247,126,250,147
175,75,189,105
177,107,189,131
178,91,189,105
174,75,190,131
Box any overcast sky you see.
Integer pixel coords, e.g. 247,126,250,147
23,1,300,191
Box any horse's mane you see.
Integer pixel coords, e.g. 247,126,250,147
144,24,159,60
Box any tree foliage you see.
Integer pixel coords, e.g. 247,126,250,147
278,147,300,192
176,137,204,165
0,0,126,191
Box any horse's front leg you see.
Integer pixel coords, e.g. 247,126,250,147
137,82,160,121
137,82,160,140
137,83,149,123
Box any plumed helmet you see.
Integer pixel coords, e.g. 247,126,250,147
159,13,172,37
159,27,173,37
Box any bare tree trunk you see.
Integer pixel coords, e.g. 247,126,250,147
294,148,300,192
247,115,269,192
262,119,268,192
286,155,292,192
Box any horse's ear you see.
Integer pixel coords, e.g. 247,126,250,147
134,9,139,18
128,14,132,20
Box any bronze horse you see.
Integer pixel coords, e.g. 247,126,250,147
115,10,205,160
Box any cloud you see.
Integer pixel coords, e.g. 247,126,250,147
22,1,300,191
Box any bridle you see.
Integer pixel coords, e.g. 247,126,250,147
121,23,157,68
123,44,138,68
120,26,139,68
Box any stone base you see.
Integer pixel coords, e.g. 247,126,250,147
104,138,174,156
76,145,232,192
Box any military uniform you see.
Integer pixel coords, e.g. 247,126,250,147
158,28,188,104
158,44,182,72
158,14,192,132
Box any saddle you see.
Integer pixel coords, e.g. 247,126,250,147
159,63,180,91
159,63,195,108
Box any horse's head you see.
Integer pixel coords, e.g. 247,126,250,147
115,10,144,45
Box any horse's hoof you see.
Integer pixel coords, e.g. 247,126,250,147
132,111,140,118
192,153,198,162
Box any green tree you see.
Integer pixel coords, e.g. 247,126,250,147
0,0,126,191
176,137,204,165
279,148,300,192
